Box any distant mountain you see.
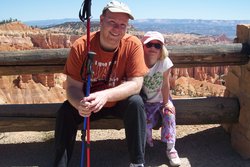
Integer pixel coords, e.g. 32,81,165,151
41,21,100,35
132,19,250,39
25,18,250,39
24,18,79,27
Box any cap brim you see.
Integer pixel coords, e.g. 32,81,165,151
143,37,164,44
108,8,134,20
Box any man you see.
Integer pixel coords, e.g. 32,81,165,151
54,1,148,167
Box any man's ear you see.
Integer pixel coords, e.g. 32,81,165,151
100,15,104,26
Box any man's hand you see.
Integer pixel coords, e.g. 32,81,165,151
78,100,92,117
78,91,108,116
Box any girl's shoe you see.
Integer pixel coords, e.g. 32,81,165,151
166,148,181,166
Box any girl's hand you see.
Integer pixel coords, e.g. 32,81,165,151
163,102,175,114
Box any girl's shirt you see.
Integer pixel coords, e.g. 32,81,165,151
143,57,173,103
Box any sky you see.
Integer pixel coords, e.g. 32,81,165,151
1,0,250,22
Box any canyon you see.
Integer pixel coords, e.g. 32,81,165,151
0,21,231,104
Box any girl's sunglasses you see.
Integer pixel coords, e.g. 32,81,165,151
145,42,162,49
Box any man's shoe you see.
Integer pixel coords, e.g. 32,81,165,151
129,163,144,167
55,150,68,167
166,148,181,166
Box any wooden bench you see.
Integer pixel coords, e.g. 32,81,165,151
0,97,239,131
0,43,249,131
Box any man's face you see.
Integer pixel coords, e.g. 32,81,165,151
100,10,129,51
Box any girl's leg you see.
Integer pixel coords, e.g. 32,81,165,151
145,103,161,147
160,100,176,148
145,105,154,147
160,100,181,166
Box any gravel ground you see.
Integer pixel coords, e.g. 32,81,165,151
1,124,250,167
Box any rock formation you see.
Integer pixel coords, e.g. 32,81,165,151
0,21,231,104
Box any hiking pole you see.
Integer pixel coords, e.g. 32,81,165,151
81,51,95,167
79,0,94,167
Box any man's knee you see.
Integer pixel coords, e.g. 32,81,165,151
125,95,145,119
56,101,76,117
127,94,144,107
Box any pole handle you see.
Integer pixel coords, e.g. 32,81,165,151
86,51,96,75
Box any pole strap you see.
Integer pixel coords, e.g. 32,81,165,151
79,0,92,22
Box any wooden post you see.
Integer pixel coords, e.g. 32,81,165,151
226,24,250,159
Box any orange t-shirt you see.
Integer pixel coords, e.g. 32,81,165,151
64,31,148,107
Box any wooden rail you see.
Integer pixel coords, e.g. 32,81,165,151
0,43,249,75
0,43,249,131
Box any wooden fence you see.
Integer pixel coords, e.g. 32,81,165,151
0,43,249,131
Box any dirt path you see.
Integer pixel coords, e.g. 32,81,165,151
0,125,250,167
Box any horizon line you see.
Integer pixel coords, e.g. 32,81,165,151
0,17,246,23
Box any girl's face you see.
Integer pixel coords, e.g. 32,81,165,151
143,40,162,68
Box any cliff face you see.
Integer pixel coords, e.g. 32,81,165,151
29,33,80,49
0,22,230,104
0,22,71,103
0,74,66,104
163,33,231,85
0,22,81,50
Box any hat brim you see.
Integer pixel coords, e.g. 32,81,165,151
143,37,164,44
108,8,134,20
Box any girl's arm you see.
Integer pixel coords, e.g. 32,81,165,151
161,68,175,111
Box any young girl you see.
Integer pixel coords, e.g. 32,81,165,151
141,31,181,166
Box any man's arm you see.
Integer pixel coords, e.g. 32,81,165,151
65,75,84,109
104,76,143,101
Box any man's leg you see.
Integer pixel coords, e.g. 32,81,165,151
54,100,83,167
118,95,146,164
